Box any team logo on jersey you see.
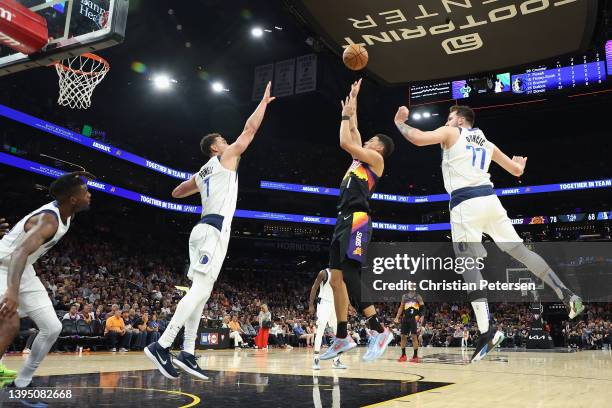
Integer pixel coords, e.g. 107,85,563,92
352,247,362,256
200,254,210,265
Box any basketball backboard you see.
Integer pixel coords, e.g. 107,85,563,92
0,0,128,76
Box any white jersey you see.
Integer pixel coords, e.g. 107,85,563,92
194,155,239,222
318,269,334,303
441,127,495,194
0,201,71,281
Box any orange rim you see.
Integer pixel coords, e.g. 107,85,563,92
54,53,110,76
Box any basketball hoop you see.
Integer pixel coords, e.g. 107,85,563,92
54,53,110,109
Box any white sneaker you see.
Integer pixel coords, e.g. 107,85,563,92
286,345,293,350
312,358,320,370
22,348,31,354
332,359,347,369
111,348,117,352
119,348,129,352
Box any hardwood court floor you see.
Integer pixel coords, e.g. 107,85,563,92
1,346,610,407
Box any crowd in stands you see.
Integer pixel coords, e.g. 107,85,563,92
4,233,610,354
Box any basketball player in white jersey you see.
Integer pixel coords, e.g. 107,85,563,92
0,172,93,387
394,105,583,362
145,82,275,380
308,269,348,370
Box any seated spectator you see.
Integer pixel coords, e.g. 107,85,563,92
122,310,139,349
104,309,130,352
63,304,82,321
81,304,94,324
147,313,161,344
106,304,120,319
223,315,244,348
240,317,257,337
293,321,313,347
132,311,149,350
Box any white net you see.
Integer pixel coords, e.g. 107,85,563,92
54,53,109,109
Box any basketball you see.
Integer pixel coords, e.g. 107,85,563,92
343,44,368,71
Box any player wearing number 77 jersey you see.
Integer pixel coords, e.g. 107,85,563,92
145,82,276,380
394,105,583,362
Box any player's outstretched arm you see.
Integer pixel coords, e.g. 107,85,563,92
0,218,9,237
492,146,527,177
348,79,363,145
394,106,453,147
221,81,276,170
339,95,384,170
308,270,326,315
0,213,58,317
172,175,199,199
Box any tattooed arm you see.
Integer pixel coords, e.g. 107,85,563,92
394,106,455,147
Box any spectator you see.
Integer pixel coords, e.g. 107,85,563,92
240,317,257,337
292,320,313,347
63,304,82,321
255,304,272,349
147,313,161,344
106,304,120,319
133,311,149,350
104,309,130,352
81,304,94,324
224,315,244,348
122,310,139,350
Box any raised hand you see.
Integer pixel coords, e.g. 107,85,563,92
262,81,276,104
341,96,355,117
512,156,528,172
349,78,362,100
395,106,410,124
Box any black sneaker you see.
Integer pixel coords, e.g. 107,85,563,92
471,329,504,363
144,342,180,380
172,351,209,380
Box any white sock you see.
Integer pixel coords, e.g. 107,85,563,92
471,300,490,334
16,307,62,387
158,273,214,349
183,298,206,356
314,324,326,353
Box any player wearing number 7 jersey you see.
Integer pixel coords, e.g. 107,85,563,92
394,105,583,362
145,82,276,380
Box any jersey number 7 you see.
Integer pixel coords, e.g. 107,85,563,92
203,178,211,198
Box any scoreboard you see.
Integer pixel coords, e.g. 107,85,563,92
511,51,606,95
409,41,611,104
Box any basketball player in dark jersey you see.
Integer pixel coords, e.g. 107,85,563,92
320,80,395,362
395,290,424,362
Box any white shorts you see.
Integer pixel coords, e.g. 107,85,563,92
187,223,230,281
316,300,337,333
451,194,522,241
0,265,53,317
